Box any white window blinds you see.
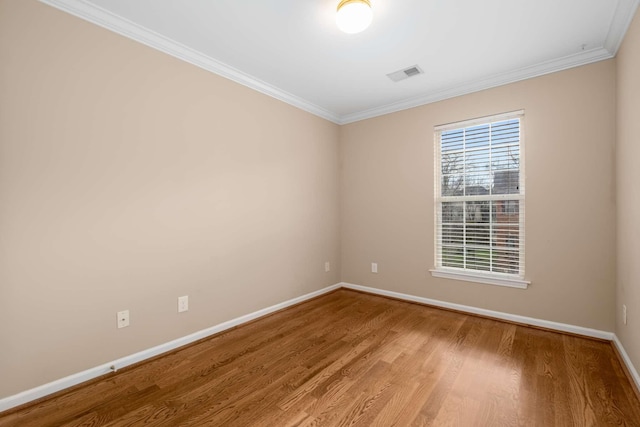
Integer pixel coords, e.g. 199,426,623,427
434,111,526,286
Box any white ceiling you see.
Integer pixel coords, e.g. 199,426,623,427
42,0,639,124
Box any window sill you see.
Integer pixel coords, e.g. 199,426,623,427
430,269,530,289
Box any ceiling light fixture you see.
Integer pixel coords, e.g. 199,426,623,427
336,0,373,34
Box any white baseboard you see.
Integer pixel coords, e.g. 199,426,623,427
3,281,639,413
613,334,640,394
340,282,614,340
340,282,640,393
0,283,341,413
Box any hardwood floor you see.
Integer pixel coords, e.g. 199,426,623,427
1,289,639,426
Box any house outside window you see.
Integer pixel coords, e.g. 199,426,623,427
431,111,529,289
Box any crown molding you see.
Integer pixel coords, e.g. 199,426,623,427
40,0,638,126
340,0,639,124
38,0,342,124
339,47,614,124
604,0,640,54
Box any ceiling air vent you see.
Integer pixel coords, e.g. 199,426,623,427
387,65,424,82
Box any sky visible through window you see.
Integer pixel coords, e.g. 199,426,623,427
437,118,523,276
441,119,520,196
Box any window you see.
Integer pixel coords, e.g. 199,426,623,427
431,111,529,289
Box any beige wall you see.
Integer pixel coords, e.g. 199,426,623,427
0,1,340,398
341,60,617,331
616,9,640,373
1,0,633,404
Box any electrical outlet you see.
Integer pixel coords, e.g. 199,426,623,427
371,262,378,273
117,310,130,329
325,261,330,272
178,295,189,313
623,304,627,325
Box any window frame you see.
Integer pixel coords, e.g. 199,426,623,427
430,110,530,289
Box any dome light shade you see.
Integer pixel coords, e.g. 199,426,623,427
336,0,372,34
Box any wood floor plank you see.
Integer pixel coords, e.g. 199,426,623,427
2,289,640,426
